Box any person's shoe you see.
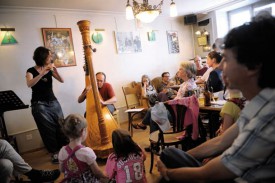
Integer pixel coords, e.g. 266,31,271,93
26,169,60,182
51,154,59,164
132,123,147,130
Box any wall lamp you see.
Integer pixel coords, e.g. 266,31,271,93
0,28,18,45
91,29,105,44
195,29,209,36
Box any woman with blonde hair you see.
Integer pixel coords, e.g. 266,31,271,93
174,61,197,99
58,114,108,183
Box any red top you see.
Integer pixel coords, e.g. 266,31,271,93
98,82,115,101
197,67,208,76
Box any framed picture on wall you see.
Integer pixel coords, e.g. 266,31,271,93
167,31,180,54
114,31,142,54
41,28,76,67
197,35,208,46
148,31,156,41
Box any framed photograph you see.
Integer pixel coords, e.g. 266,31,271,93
41,28,76,67
167,31,179,54
114,32,142,54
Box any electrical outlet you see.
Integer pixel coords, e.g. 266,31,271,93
26,134,33,140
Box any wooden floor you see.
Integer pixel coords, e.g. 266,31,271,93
21,120,161,182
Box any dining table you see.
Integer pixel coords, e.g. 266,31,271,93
199,100,225,138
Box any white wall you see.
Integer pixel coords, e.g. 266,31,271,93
0,8,194,139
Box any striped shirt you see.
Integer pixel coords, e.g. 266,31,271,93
221,88,275,183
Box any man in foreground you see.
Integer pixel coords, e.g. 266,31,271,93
157,12,275,183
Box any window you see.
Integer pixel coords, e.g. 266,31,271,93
228,1,275,30
254,2,275,16
229,8,252,29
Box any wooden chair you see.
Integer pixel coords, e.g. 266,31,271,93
149,102,207,173
131,81,150,108
122,85,149,136
151,77,162,91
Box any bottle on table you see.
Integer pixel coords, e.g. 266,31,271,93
204,82,211,106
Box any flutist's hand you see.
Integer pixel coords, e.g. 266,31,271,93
40,64,52,75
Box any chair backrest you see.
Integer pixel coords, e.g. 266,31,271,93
132,81,150,108
165,103,187,133
122,85,143,109
151,77,162,90
131,81,142,99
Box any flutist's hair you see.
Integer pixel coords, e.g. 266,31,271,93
33,46,51,66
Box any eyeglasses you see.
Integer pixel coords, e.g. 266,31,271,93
163,75,170,77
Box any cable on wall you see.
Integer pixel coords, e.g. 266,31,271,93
54,15,57,28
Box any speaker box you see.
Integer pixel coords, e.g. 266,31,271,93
198,19,210,26
184,14,197,25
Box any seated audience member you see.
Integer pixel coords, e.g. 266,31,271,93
105,129,147,182
216,88,245,136
212,43,218,52
157,72,178,102
171,71,184,85
78,72,117,114
203,85,246,164
140,74,158,106
133,61,197,134
195,51,217,84
58,114,109,182
206,51,224,92
157,13,275,183
0,139,60,183
194,55,208,76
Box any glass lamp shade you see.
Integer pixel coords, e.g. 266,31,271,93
170,2,177,17
203,31,209,35
136,10,160,23
126,5,134,20
1,32,18,45
195,30,202,36
92,32,103,44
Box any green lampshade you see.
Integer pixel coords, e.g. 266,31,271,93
92,32,103,44
1,32,18,45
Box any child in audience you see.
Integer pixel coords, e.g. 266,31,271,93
105,129,147,183
216,89,246,135
58,114,108,183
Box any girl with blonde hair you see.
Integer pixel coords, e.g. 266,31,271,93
58,114,108,183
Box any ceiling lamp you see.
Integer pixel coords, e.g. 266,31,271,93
170,0,177,17
126,0,177,23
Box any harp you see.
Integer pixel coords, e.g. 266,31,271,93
77,20,118,158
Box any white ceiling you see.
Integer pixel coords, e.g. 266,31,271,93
0,0,246,16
